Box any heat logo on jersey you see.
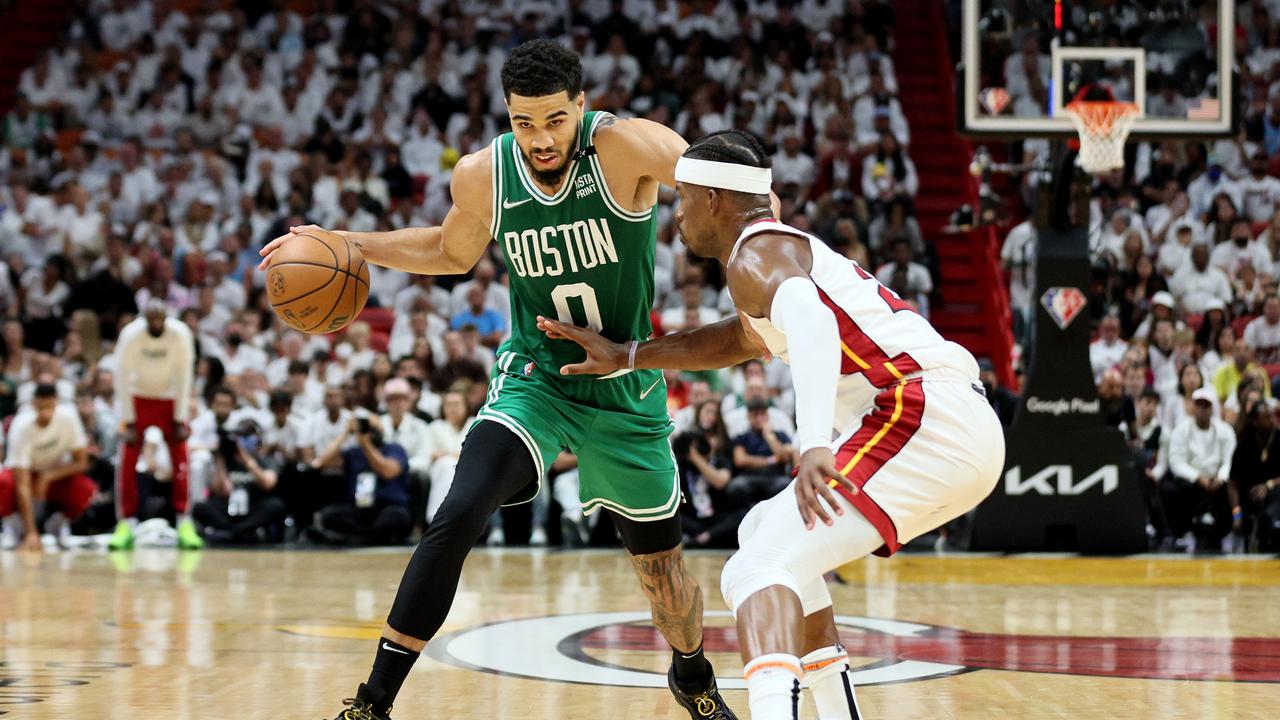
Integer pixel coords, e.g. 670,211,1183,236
1040,287,1087,330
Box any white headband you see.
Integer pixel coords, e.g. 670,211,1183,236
674,156,773,194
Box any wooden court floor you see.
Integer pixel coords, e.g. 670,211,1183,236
1,548,1277,719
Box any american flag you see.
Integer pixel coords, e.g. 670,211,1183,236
1187,98,1221,121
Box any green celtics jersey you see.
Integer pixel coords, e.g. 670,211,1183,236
488,111,658,380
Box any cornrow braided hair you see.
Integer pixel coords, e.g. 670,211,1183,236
683,130,772,169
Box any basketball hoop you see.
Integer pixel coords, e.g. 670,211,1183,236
1063,100,1140,174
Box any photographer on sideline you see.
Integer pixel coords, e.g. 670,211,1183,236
191,417,287,544
311,414,412,545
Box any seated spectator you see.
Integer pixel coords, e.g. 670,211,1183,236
1213,343,1263,403
1098,368,1133,428
191,418,288,544
875,237,932,314
1199,322,1236,387
1243,293,1280,365
660,280,720,332
1229,401,1280,551
979,358,1018,425
861,130,918,210
1162,388,1236,551
1161,362,1215,431
1089,314,1128,384
0,384,95,551
728,398,795,506
723,375,795,438
1156,224,1197,278
868,196,927,261
425,388,471,524
1170,243,1233,314
380,378,433,528
282,386,354,528
1187,153,1242,220
1210,218,1273,281
674,400,747,549
1238,151,1280,223
1120,387,1168,543
312,414,412,546
450,285,506,349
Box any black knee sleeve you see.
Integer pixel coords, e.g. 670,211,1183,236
387,421,538,639
612,511,685,555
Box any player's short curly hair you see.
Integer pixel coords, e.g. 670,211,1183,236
500,40,583,100
683,130,772,169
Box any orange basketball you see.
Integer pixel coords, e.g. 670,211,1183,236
265,230,370,335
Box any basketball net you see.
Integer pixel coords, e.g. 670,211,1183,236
1063,99,1140,174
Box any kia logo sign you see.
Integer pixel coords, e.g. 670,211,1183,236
1005,465,1119,495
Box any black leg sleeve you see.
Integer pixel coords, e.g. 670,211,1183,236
611,511,685,555
386,421,538,640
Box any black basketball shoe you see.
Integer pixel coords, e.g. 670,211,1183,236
332,683,392,720
667,665,738,719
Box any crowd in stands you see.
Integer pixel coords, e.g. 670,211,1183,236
988,2,1280,552
1,0,942,551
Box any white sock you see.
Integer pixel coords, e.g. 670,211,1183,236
744,653,803,720
802,644,863,719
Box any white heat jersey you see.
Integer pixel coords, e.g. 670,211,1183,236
733,219,979,423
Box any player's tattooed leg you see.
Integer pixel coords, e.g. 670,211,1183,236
628,545,704,653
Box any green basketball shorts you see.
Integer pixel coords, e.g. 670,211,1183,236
472,350,681,521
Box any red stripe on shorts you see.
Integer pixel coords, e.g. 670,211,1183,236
830,378,927,557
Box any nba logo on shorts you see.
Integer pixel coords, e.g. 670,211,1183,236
1040,287,1087,330
523,361,536,376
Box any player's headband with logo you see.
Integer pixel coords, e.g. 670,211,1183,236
674,157,773,195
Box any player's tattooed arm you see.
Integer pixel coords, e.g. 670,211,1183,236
629,546,704,654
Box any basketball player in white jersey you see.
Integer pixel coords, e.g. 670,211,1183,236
538,130,1005,719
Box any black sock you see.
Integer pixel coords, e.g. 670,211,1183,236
365,637,420,706
672,644,712,685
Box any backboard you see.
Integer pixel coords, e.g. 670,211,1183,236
959,0,1235,138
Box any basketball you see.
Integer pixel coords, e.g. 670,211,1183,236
265,229,370,335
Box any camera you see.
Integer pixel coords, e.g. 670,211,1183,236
357,416,371,434
672,430,711,461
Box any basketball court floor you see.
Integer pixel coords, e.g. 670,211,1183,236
1,548,1276,718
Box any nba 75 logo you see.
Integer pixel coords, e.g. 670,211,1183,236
1040,287,1087,330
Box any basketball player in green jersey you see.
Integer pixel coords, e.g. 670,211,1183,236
261,41,758,720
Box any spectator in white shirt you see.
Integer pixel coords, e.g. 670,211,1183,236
1211,218,1274,281
771,131,815,197
1158,223,1200,277
1162,387,1236,549
875,238,933,315
660,281,721,332
327,189,379,233
586,33,641,95
379,378,434,522
0,384,95,551
424,388,472,523
301,385,355,474
1090,314,1128,383
1239,152,1280,222
220,321,270,378
1244,294,1280,365
1188,153,1243,220
1170,244,1234,314
58,184,106,260
21,257,71,352
861,131,918,206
